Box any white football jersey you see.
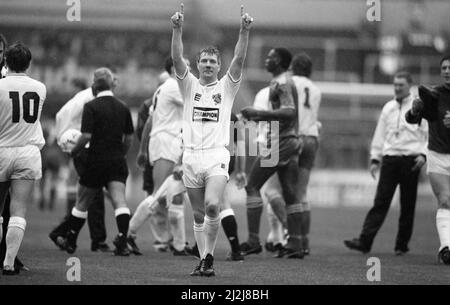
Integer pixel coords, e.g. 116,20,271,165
0,73,46,149
292,75,321,137
177,70,241,150
150,77,184,138
55,87,94,142
253,86,271,145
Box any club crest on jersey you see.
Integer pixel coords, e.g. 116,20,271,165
212,93,222,105
192,107,219,122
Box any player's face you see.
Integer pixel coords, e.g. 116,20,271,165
197,53,220,82
265,49,279,73
441,60,450,85
393,77,410,100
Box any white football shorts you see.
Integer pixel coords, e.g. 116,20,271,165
149,132,183,165
0,145,42,181
182,147,230,189
427,150,450,176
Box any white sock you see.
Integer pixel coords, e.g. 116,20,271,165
436,209,450,251
149,211,170,244
203,215,220,257
168,205,185,252
128,195,156,237
193,221,205,259
4,217,26,268
267,204,284,244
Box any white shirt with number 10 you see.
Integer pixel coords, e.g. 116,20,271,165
0,73,46,149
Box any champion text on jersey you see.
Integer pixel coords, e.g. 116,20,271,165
192,107,219,122
212,93,222,105
194,93,202,101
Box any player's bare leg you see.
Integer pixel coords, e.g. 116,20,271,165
200,175,227,276
3,180,33,274
186,187,205,276
168,193,187,255
242,160,277,255
260,178,284,252
106,181,131,256
264,174,287,228
265,204,286,252
429,173,450,264
49,161,79,249
63,184,97,254
0,181,11,254
221,183,244,261
128,174,172,253
297,167,312,254
277,159,304,259
149,158,175,250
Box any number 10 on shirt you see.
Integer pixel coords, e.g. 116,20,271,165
9,91,40,123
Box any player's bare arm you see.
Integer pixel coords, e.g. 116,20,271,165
235,120,247,189
241,88,296,122
123,133,134,154
228,5,253,81
70,132,91,157
242,82,296,121
171,3,188,78
241,106,296,122
406,97,425,124
136,115,152,169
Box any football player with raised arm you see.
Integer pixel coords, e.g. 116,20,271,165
171,3,252,276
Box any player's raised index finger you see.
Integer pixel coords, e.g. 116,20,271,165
180,3,184,14
240,5,244,16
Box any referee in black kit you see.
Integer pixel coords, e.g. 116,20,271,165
57,67,134,256
344,71,428,255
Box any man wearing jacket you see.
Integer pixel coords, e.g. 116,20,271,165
344,71,428,255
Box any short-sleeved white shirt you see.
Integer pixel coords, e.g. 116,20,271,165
55,87,94,141
292,75,321,137
253,86,271,145
0,73,46,149
150,77,184,138
177,69,241,150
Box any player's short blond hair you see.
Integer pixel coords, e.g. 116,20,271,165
197,46,221,65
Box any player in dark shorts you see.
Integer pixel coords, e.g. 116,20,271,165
240,48,304,258
136,98,155,195
406,54,450,264
49,77,110,253
56,68,134,256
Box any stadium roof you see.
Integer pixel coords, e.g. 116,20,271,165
2,0,365,30
1,0,448,33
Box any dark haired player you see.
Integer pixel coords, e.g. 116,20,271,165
0,42,46,274
405,55,450,264
240,47,304,259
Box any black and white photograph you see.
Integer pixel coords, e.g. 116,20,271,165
0,0,450,291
